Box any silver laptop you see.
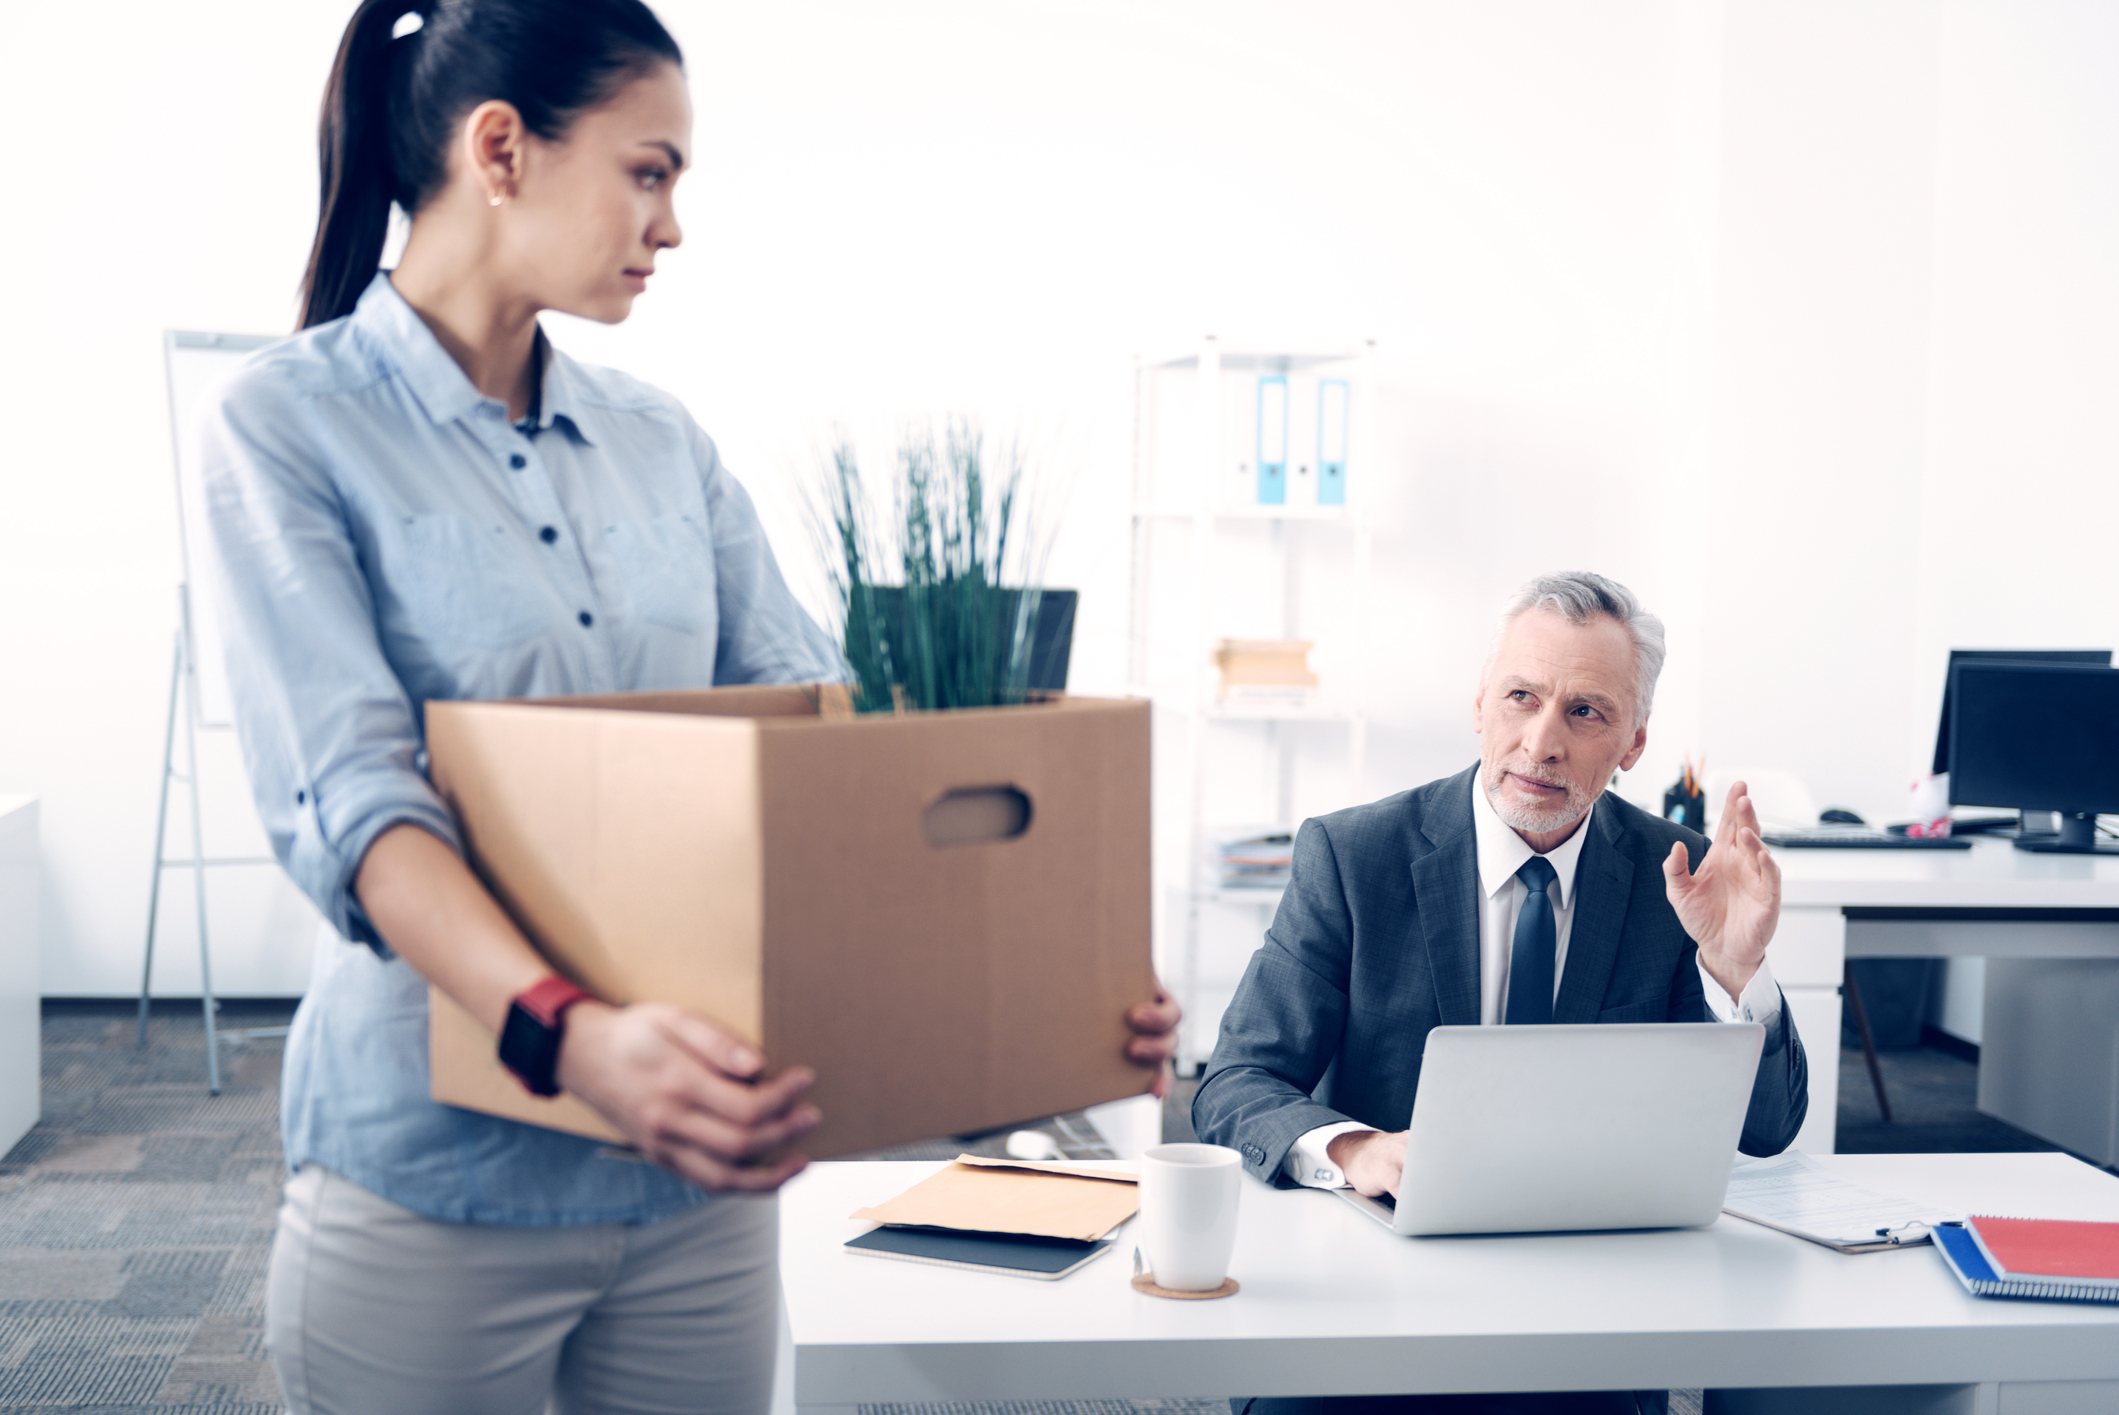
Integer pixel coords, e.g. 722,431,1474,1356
1338,1022,1765,1236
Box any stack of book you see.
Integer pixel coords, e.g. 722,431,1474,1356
1217,831,1295,889
1935,1215,2119,1303
1213,639,1318,705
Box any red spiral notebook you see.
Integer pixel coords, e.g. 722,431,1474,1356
1967,1216,2119,1291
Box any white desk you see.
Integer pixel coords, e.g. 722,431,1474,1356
1766,837,2119,1155
777,1153,2119,1415
0,795,38,1156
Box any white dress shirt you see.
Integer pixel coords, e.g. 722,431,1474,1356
1282,774,1782,1188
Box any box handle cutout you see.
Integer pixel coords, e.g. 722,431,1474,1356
924,786,1033,847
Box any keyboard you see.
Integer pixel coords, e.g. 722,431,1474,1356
1760,828,1973,850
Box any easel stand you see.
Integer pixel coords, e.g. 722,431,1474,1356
137,589,287,1094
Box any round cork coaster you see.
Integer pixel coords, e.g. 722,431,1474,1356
1130,1273,1240,1301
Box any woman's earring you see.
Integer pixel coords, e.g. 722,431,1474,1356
488,190,505,207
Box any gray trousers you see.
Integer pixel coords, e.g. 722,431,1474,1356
266,1165,780,1415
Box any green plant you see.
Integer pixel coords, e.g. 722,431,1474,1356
822,422,1047,713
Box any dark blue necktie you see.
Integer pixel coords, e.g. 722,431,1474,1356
1505,855,1559,1026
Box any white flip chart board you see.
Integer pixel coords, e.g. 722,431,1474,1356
165,331,284,727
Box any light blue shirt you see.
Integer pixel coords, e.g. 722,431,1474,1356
202,272,842,1224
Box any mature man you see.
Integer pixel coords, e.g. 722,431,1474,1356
1193,570,1807,1415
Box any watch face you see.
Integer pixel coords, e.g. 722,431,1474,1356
499,1000,563,1097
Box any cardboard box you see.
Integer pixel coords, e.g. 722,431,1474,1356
423,687,1154,1159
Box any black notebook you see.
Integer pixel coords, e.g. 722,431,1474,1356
845,1226,1115,1280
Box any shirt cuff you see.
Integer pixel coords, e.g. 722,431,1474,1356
1697,953,1783,1026
1281,1121,1375,1188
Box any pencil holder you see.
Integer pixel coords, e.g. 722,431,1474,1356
1663,781,1706,832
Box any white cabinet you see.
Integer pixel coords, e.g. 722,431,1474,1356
1774,904,1848,1155
0,795,39,1155
1980,957,2119,1167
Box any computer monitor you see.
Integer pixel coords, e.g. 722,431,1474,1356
1946,661,2119,855
1020,588,1077,692
1931,648,2111,776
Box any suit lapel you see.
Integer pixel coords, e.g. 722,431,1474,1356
1410,766,1482,1027
1552,796,1634,1024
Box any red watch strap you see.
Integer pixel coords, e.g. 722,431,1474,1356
514,976,594,1028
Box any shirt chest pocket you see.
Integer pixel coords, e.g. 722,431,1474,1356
602,515,712,634
397,514,548,650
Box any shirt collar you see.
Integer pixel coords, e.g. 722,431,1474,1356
349,272,594,444
528,336,598,446
1470,767,1593,909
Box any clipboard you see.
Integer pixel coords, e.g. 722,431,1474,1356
1723,1152,1959,1254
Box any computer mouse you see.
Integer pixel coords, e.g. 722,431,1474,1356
1004,1130,1062,1161
1819,808,1866,825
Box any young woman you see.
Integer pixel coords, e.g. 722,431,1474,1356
203,2,1180,1410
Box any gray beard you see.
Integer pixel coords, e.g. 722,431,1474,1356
1482,762,1592,836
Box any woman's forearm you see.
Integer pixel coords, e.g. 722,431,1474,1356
353,822,553,1033
351,820,820,1188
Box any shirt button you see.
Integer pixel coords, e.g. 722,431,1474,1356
539,526,558,544
509,454,526,470
578,611,594,628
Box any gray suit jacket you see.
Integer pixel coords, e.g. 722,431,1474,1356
1193,764,1809,1186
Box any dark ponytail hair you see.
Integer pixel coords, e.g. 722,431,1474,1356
298,0,682,330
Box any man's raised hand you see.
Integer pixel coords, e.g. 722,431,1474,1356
1661,779,1781,998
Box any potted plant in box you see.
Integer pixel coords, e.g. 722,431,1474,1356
820,421,1053,712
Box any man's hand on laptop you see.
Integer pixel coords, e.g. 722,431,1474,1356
1662,778,1782,999
1326,1128,1406,1198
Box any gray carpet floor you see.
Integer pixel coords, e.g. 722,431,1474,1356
0,1000,287,1414
13,1002,2056,1415
1833,1039,2066,1156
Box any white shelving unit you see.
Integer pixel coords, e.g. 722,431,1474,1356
1126,337,1376,1071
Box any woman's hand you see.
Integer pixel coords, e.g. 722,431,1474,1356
556,1001,820,1192
354,826,820,1194
1125,982,1183,1099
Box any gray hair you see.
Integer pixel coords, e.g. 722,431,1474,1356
1493,571,1666,726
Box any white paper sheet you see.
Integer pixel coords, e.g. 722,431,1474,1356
1724,1151,1961,1249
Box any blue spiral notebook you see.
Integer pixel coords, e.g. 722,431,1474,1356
1934,1222,2119,1304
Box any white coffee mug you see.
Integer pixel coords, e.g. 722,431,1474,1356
1137,1142,1242,1291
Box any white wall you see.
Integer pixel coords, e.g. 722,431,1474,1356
0,4,349,996
1688,0,2119,826
1691,0,1943,822
1,0,2114,995
1911,0,2119,749
1930,957,1984,1047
